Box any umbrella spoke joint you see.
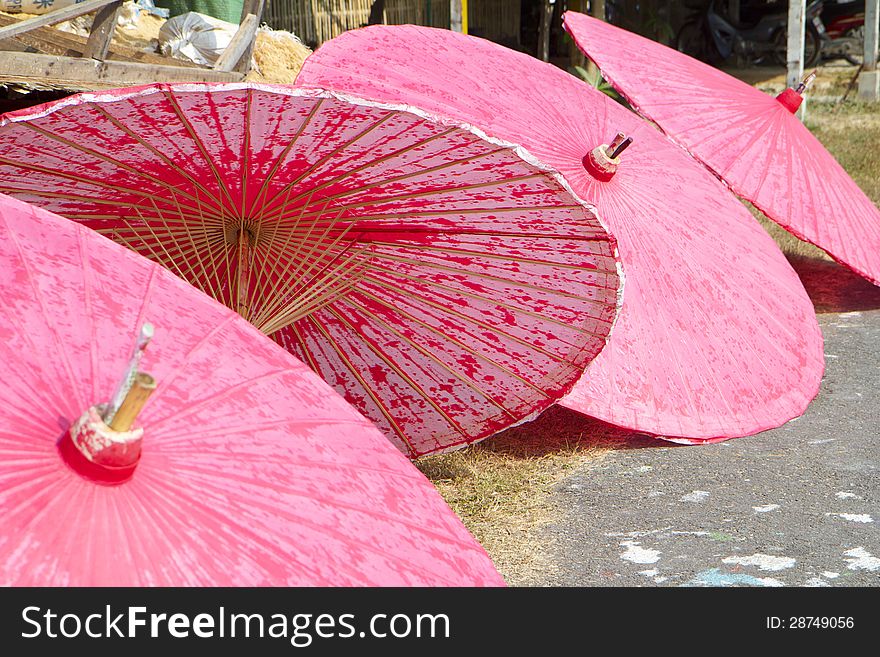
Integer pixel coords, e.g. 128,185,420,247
60,324,157,485
584,132,632,181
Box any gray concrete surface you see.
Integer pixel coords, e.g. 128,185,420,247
543,258,880,587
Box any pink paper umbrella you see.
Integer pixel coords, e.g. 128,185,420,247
564,10,880,286
0,83,620,459
297,25,825,442
0,193,505,586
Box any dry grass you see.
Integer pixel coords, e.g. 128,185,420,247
246,29,312,84
416,407,648,585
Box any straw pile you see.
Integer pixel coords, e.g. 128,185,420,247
246,27,312,83
2,3,310,82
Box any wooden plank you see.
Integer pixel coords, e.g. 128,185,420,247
0,51,244,89
213,14,259,72
0,14,203,68
233,0,265,74
83,0,123,61
0,0,121,41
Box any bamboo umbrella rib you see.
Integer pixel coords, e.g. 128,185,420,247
0,156,223,223
364,239,617,273
259,205,351,302
254,246,371,331
255,246,372,334
300,314,416,454
240,87,253,221
255,111,401,220
346,223,612,240
267,203,591,224
262,125,492,217
357,263,606,333
319,305,475,433
366,250,615,306
93,104,230,217
15,122,228,219
275,125,468,209
262,142,522,223
125,206,219,295
146,194,228,303
247,203,346,326
262,172,552,225
354,277,592,362
183,188,235,303
249,185,308,308
340,291,556,408
116,214,215,300
161,89,241,216
244,98,326,220
280,322,322,374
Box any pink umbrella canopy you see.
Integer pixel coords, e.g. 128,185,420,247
0,83,621,459
564,10,880,287
297,25,825,442
0,192,505,586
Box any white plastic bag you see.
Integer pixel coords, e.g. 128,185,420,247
158,11,238,67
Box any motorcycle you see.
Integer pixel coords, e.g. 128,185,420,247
676,0,825,67
820,0,865,64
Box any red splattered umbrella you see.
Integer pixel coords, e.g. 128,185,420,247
0,193,505,586
0,83,621,458
564,10,880,286
296,24,824,443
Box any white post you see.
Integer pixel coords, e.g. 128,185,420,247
859,0,880,101
450,0,463,33
786,0,806,119
538,0,556,62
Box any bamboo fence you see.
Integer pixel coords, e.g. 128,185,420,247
264,0,521,47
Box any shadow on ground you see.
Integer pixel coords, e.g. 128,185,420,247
478,405,662,457
788,254,880,313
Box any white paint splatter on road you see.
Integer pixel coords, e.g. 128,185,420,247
722,554,796,571
620,540,661,564
822,572,840,579
804,577,831,587
753,504,781,513
843,548,880,571
679,491,710,503
825,513,873,523
836,491,862,500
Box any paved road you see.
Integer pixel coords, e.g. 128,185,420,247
543,258,880,586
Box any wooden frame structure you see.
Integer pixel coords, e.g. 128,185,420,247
0,0,265,91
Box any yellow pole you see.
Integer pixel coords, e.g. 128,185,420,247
461,0,468,34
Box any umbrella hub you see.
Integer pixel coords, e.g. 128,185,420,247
584,133,632,181
59,404,146,485
59,326,156,485
224,220,262,248
777,71,817,113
